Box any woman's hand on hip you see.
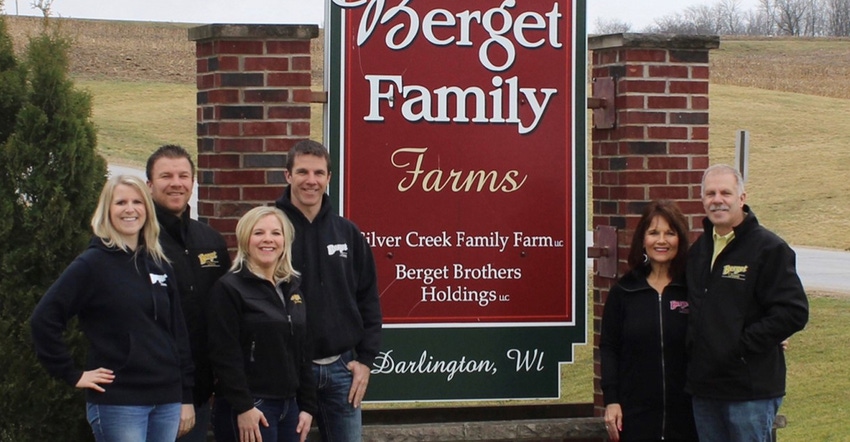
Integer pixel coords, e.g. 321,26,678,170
75,367,114,392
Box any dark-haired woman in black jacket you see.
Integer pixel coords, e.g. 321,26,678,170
600,200,698,442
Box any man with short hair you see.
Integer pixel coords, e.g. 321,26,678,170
686,164,808,442
147,144,231,441
274,140,382,442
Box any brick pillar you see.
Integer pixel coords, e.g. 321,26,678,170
188,24,319,247
588,33,719,416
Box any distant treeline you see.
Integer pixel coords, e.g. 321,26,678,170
595,0,850,36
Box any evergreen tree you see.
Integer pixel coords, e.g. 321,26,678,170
0,7,106,440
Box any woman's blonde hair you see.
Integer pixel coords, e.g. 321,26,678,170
90,175,168,266
231,206,299,282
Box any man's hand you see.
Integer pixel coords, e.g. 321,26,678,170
346,360,371,408
177,404,196,437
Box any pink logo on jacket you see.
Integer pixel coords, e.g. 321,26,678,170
670,300,689,313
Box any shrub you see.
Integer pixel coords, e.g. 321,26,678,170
0,10,106,441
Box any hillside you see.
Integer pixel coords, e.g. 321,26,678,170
6,16,850,99
5,15,324,85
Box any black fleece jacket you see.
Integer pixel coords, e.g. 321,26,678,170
275,189,382,366
155,203,230,406
31,237,194,405
207,267,317,415
686,207,809,400
601,269,697,441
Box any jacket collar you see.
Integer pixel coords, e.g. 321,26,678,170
617,267,686,293
275,186,332,224
154,202,190,243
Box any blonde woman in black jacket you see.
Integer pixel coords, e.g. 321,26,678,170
208,206,317,442
32,175,194,442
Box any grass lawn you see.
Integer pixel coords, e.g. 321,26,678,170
782,294,850,439
78,79,195,168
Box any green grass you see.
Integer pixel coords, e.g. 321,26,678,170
78,79,195,167
78,79,325,168
782,294,850,440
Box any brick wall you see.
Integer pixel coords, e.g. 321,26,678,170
188,24,319,248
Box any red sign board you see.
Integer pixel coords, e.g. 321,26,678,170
331,0,581,326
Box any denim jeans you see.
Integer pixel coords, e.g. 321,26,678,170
692,396,783,442
213,396,301,442
86,402,181,442
313,352,361,442
176,399,211,442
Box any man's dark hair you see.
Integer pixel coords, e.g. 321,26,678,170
628,199,690,279
286,140,332,173
146,144,196,180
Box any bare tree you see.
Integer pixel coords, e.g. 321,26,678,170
774,0,809,35
718,0,747,34
593,17,633,34
744,8,774,34
648,4,722,34
826,0,850,35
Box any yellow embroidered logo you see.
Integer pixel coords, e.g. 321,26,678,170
722,264,748,280
198,251,220,268
290,294,303,304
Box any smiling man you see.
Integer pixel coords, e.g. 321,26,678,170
274,140,382,442
686,164,809,442
146,144,231,442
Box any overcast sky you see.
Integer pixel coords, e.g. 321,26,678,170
4,0,760,32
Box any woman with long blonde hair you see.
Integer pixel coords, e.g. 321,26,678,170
32,175,194,441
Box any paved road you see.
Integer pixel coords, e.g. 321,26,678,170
108,164,198,219
792,246,850,294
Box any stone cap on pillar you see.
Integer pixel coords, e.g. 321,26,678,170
188,24,319,42
588,33,720,51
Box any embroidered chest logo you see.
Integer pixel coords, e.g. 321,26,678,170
198,251,221,268
670,300,689,313
290,294,303,304
150,273,168,287
327,243,349,258
722,264,748,281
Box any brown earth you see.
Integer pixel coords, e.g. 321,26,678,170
4,15,324,85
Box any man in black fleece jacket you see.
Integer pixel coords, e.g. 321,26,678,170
275,140,382,442
686,164,808,442
147,145,231,440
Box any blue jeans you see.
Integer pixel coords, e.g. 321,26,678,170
176,399,211,442
313,352,361,442
213,397,301,442
86,402,181,442
692,396,782,442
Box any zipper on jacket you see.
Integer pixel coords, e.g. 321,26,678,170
657,293,668,439
287,315,293,336
250,340,256,362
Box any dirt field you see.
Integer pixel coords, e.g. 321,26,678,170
4,15,324,85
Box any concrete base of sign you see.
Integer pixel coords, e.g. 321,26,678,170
306,404,607,441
